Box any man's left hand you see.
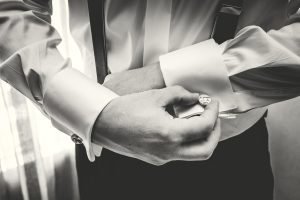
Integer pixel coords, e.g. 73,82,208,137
103,63,165,95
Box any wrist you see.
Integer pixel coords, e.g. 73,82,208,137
146,62,166,89
91,97,121,147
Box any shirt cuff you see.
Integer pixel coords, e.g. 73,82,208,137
159,39,237,112
43,67,118,161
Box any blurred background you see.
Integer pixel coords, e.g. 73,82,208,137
0,1,299,200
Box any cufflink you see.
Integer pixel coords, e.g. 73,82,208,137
71,134,83,145
199,94,211,106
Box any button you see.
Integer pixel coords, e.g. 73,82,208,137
71,134,83,145
199,94,211,106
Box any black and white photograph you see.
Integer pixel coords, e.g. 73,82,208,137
0,0,300,199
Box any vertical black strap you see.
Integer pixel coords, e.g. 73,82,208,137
87,0,108,84
211,0,243,44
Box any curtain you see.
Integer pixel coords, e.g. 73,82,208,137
0,1,81,199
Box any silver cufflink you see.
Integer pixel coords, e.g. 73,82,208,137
71,134,83,145
199,94,211,106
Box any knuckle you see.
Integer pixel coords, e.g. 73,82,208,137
160,129,181,144
202,143,217,160
159,126,172,141
201,150,213,160
150,158,168,166
141,157,163,166
158,150,175,162
157,155,169,163
152,161,166,166
152,162,161,166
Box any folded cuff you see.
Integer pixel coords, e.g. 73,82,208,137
43,67,118,161
159,39,237,112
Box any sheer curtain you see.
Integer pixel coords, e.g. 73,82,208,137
0,1,82,200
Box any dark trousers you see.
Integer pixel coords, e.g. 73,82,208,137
76,117,274,200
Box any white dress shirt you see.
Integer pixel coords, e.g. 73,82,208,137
0,0,299,161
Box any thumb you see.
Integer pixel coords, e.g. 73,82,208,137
159,86,199,107
198,98,219,128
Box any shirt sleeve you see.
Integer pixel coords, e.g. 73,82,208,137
0,0,118,161
160,12,300,113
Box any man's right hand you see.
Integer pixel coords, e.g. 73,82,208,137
92,86,220,166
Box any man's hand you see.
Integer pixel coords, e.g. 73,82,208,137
103,63,165,95
93,86,221,166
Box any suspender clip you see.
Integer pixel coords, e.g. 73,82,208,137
219,4,242,16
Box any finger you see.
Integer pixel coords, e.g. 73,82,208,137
175,118,221,161
170,99,219,142
197,98,219,126
158,86,199,107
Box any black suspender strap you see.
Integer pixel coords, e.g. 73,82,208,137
87,0,108,84
211,0,243,44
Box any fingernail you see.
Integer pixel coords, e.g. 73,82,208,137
199,94,211,106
